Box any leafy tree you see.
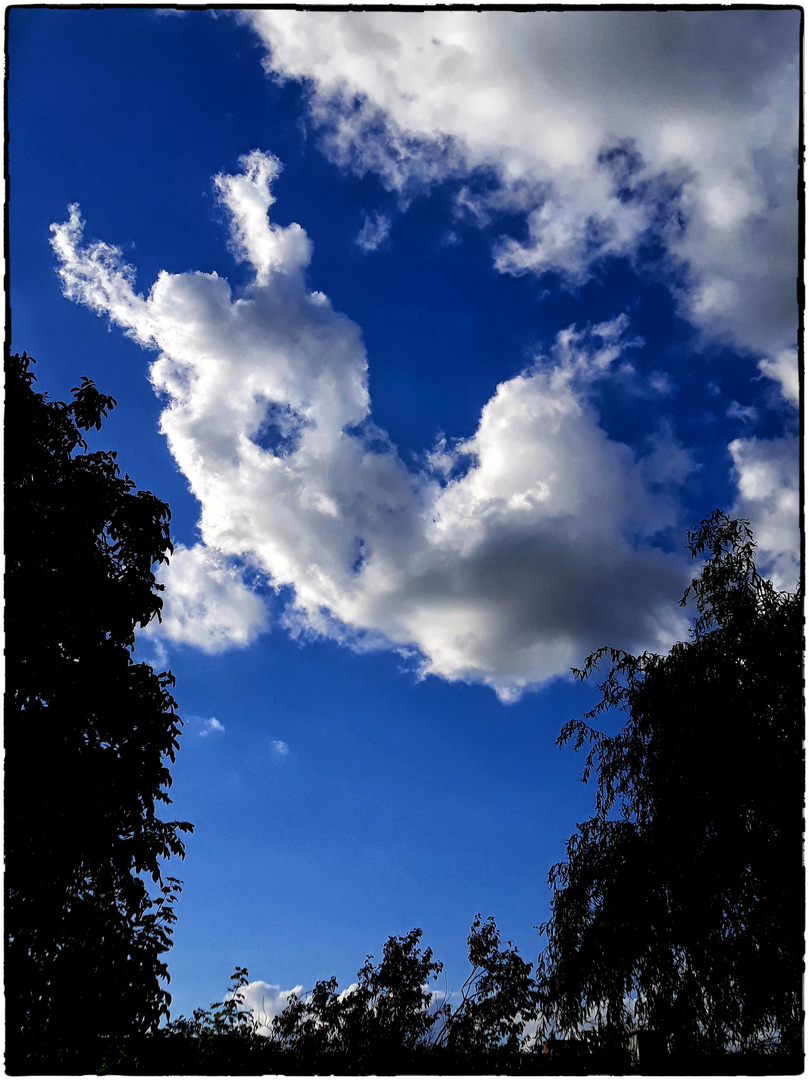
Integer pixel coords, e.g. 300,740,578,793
434,914,540,1068
157,918,542,1074
5,353,193,1072
537,511,803,1061
267,927,443,1071
265,919,541,1071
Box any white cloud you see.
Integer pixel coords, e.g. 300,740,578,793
200,716,225,737
236,980,304,1035
215,150,313,284
53,154,759,701
639,420,699,490
729,434,800,592
726,401,758,425
242,10,799,395
648,371,674,397
758,347,799,407
145,543,268,654
137,636,168,673
355,211,391,253
271,739,289,758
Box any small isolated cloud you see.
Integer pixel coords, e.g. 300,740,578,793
271,739,289,758
726,400,758,424
200,717,225,737
648,371,674,397
355,210,391,252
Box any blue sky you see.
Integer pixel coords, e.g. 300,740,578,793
9,7,800,1024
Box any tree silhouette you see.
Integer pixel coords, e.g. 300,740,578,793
538,511,803,1061
433,914,540,1068
5,353,193,1072
156,917,541,1074
267,927,443,1071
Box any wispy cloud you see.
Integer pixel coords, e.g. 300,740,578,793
355,210,390,253
726,400,758,425
271,740,289,759
648,371,674,397
137,637,168,673
200,716,226,737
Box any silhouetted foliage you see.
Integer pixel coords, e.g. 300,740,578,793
266,927,443,1071
9,395,796,1080
145,918,542,1074
537,511,803,1061
5,353,193,1073
433,914,540,1068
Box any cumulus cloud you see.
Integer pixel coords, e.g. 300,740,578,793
355,211,391,253
271,739,289,758
200,717,225,737
758,347,800,408
52,153,761,700
236,980,304,1035
242,10,799,392
729,434,800,592
144,543,268,654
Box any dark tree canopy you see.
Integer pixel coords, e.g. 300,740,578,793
538,511,803,1058
5,353,192,1072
